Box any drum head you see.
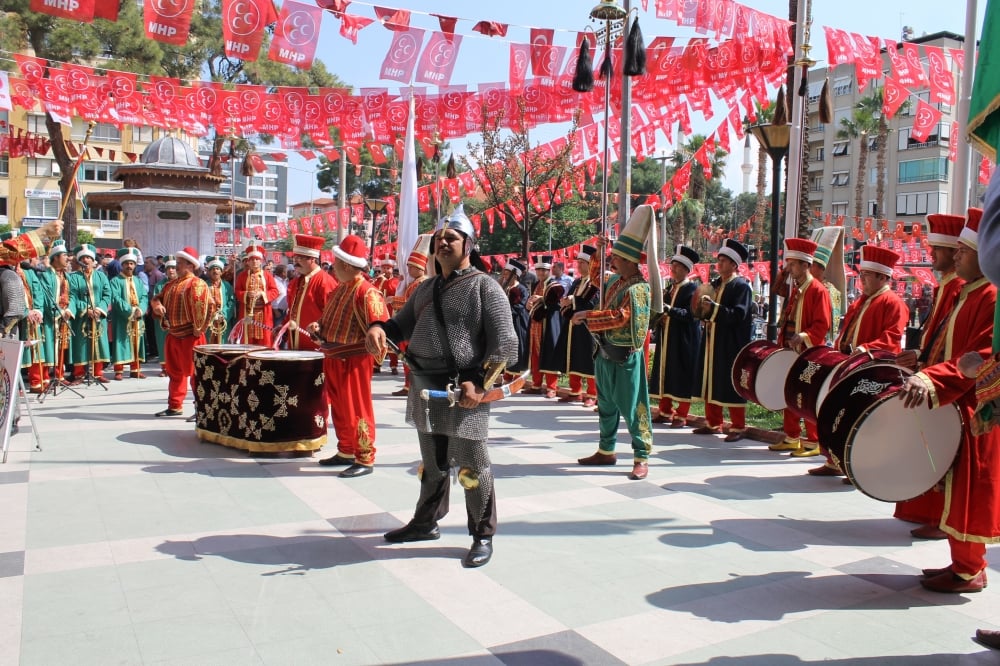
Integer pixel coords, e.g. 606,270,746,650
196,344,266,355
846,396,962,503
754,348,797,411
248,350,324,361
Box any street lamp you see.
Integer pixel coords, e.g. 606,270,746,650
749,122,791,343
364,198,388,268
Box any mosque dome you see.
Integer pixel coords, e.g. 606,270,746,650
140,136,202,168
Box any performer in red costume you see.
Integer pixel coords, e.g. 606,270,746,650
809,244,909,476
769,238,832,457
894,212,966,537
234,244,279,347
388,235,432,396
897,208,1000,594
152,247,215,418
373,258,400,374
286,234,337,352
311,235,389,478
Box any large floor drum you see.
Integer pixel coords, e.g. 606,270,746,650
732,340,798,411
783,346,848,423
817,363,961,502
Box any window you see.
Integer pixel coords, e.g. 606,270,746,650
132,126,154,143
831,171,850,187
26,158,57,177
72,121,120,142
832,142,849,156
27,114,47,134
810,176,824,192
833,107,852,127
27,197,59,218
251,177,264,187
898,124,950,150
815,147,825,161
0,156,7,176
870,167,879,186
896,191,948,216
809,119,825,132
898,158,948,184
81,163,114,182
832,202,849,216
868,136,878,150
82,207,118,222
868,200,879,217
833,76,853,96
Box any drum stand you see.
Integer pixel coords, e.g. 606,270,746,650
77,320,108,392
37,322,83,403
3,372,42,463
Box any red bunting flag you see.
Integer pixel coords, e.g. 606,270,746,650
373,6,410,30
31,0,95,21
415,32,462,87
269,0,323,68
144,0,196,46
824,27,854,66
925,45,955,105
472,21,508,37
902,42,929,86
338,13,375,45
910,98,942,143
379,26,425,83
222,0,277,61
882,76,910,119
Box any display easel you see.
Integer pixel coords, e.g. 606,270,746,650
37,320,83,403
1,339,42,463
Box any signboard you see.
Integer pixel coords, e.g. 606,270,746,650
24,189,60,199
0,338,23,463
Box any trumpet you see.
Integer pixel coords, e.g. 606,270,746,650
208,311,227,342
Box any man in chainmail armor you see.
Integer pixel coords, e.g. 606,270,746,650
366,204,518,568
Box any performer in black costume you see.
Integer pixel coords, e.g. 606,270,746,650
551,245,599,407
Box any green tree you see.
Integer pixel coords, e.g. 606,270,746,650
665,134,728,250
462,98,579,259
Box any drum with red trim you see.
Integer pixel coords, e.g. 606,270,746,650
732,340,798,411
783,346,848,422
825,349,896,389
817,363,961,502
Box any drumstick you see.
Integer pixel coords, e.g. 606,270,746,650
920,430,937,475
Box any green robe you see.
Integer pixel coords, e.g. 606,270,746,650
204,278,237,344
151,277,171,363
70,269,111,365
38,268,76,368
109,274,148,365
20,267,50,368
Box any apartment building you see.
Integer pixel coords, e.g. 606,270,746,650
198,145,289,241
803,31,983,230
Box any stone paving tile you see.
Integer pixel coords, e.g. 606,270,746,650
5,367,1000,664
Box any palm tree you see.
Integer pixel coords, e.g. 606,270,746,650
856,87,910,221
836,107,879,219
667,134,728,252
745,101,776,251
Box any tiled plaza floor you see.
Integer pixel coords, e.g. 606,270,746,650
1,364,999,665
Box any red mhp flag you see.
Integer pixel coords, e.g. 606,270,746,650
980,157,995,185
338,13,375,45
824,27,854,66
949,122,959,162
925,45,955,105
882,76,910,119
269,0,323,68
31,0,95,20
93,0,118,21
509,43,530,90
379,26,425,83
910,99,942,143
14,55,46,88
415,32,462,87
374,6,409,30
222,0,277,61
902,42,929,86
144,0,196,46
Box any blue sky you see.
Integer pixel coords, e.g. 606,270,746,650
282,0,987,207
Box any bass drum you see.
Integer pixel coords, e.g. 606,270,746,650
783,346,848,423
817,363,962,502
732,340,798,411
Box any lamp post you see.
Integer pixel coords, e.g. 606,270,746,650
651,150,671,261
749,123,791,343
364,198,388,268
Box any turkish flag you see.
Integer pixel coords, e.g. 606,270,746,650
925,45,955,104
144,0,196,46
366,142,387,165
379,26,424,83
222,0,277,62
415,31,462,87
269,0,323,68
910,99,942,143
882,76,910,119
374,6,410,30
417,186,430,212
445,179,461,204
910,267,937,288
472,21,508,37
31,0,95,21
529,28,554,77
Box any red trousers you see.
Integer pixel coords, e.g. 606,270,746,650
568,375,597,398
705,403,745,430
658,397,690,418
950,538,987,577
113,362,141,373
26,363,45,389
894,490,944,525
164,334,203,410
325,353,377,466
783,410,818,441
73,362,104,377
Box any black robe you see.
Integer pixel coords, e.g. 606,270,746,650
547,276,598,378
533,278,564,373
695,275,754,406
508,282,530,372
650,279,702,400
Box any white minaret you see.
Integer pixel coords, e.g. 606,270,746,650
740,134,753,194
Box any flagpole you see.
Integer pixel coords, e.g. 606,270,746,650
951,0,979,214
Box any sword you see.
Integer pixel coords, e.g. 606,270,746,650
420,369,530,407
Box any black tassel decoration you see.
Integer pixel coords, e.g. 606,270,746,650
446,154,456,179
572,39,594,93
599,50,613,80
798,70,808,97
623,17,646,77
773,86,788,125
819,78,833,125
416,157,424,182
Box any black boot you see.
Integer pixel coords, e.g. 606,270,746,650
384,522,440,543
463,538,493,568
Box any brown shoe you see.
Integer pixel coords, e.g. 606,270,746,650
975,628,1000,650
391,387,409,396
629,461,648,480
544,389,557,399
113,372,123,381
920,570,987,593
559,393,581,403
582,397,597,408
131,372,146,379
670,417,687,428
692,426,721,435
651,414,672,424
922,565,952,578
577,451,617,466
910,524,948,540
723,429,746,443
807,464,843,476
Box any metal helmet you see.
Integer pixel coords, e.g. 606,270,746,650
436,203,476,244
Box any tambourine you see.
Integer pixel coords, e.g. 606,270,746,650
691,283,715,320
